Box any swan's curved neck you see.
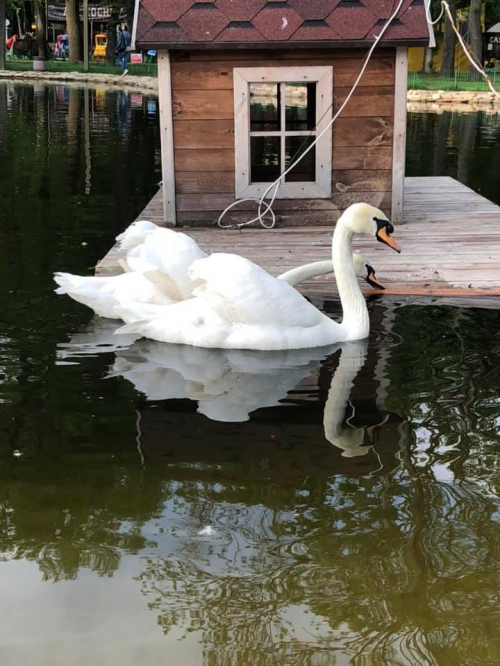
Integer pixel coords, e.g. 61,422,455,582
277,260,333,286
332,221,370,340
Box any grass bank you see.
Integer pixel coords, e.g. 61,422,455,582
6,59,157,77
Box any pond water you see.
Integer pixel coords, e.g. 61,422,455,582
1,83,500,666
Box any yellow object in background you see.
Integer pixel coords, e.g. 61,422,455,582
93,33,107,60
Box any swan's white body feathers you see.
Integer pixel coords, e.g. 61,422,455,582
115,253,341,351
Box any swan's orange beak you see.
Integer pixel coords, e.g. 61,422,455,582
377,227,401,253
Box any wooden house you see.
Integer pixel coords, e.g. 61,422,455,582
132,0,431,227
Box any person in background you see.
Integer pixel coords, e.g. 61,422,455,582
115,23,131,76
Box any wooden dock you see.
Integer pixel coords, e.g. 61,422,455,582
97,176,500,303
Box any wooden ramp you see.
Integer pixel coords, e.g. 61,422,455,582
96,176,500,304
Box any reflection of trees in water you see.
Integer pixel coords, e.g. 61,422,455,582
0,461,170,580
0,82,162,581
137,470,500,664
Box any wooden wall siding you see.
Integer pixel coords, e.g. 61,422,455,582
171,49,395,227
175,147,393,173
175,169,392,196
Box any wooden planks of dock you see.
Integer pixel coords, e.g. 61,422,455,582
96,176,500,303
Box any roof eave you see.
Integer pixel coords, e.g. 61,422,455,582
135,38,430,51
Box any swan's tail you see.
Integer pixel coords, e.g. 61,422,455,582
54,272,96,294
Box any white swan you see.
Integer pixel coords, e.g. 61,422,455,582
114,203,400,351
279,254,384,291
54,226,383,321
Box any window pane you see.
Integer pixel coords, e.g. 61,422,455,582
285,83,316,131
250,136,281,183
285,136,316,182
250,83,280,131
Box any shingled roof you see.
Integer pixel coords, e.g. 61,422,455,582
133,0,430,50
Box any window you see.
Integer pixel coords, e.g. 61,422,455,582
234,66,333,199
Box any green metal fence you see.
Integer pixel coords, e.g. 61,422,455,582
408,69,499,91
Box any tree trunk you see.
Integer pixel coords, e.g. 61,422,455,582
468,0,483,68
440,0,457,75
423,46,433,73
0,0,6,70
34,0,47,58
16,7,23,37
66,0,82,62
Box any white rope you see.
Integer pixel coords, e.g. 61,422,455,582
425,0,444,26
217,0,406,229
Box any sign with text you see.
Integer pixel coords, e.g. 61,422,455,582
47,3,126,23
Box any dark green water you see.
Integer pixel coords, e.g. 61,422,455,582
1,84,500,665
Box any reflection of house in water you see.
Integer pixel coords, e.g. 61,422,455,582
128,302,410,478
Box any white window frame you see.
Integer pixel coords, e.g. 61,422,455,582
233,66,333,200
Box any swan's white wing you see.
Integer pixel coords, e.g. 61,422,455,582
189,253,331,327
115,220,157,250
125,228,207,300
100,272,176,306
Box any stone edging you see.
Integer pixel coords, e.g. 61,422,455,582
408,89,500,106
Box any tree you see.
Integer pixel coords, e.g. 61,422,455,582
485,0,500,30
0,0,6,70
33,0,46,58
468,0,483,67
440,0,457,74
66,0,81,61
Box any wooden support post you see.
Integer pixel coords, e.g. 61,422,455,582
83,0,89,71
391,47,408,225
158,50,177,226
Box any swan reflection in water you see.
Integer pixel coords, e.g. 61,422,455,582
58,317,404,464
108,339,340,423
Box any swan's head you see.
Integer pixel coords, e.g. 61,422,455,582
116,220,157,250
352,253,385,290
343,203,401,253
